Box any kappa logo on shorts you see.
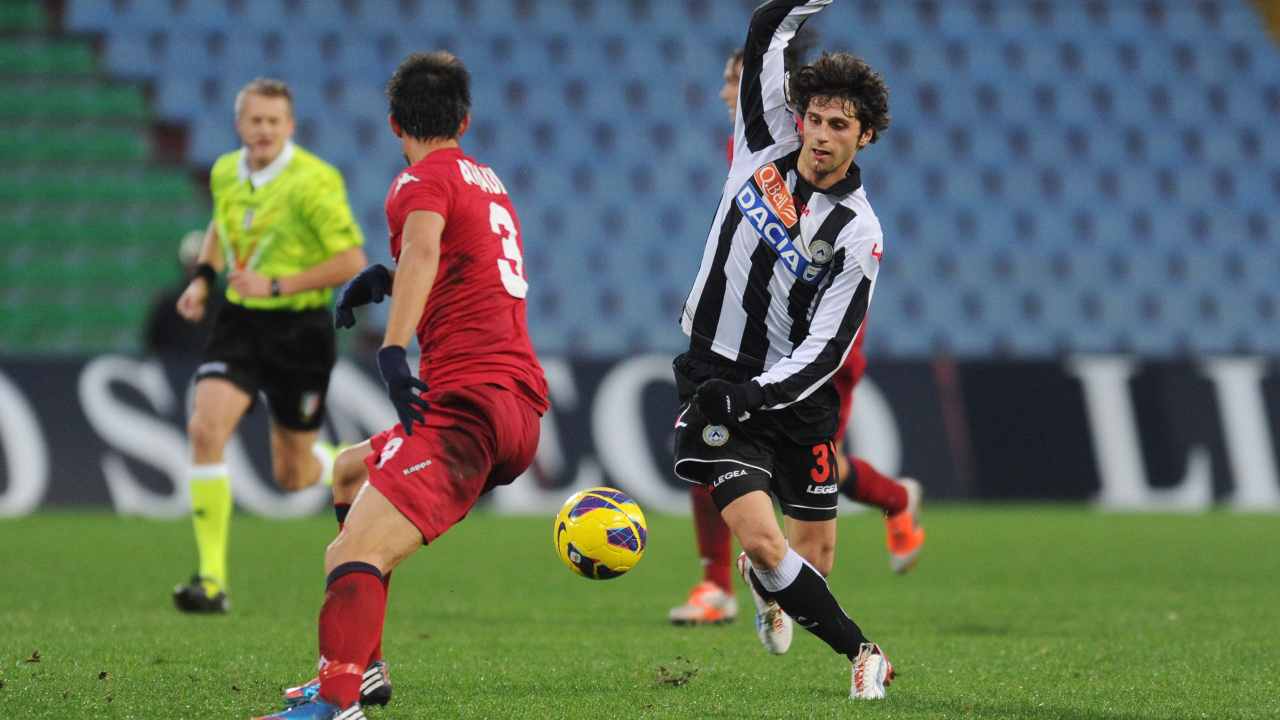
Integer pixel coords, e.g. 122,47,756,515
702,424,730,447
402,459,433,476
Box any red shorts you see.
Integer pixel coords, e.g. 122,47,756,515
365,384,541,543
832,347,866,444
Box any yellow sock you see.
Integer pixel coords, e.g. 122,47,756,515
190,464,232,595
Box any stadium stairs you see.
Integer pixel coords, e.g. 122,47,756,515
0,0,205,353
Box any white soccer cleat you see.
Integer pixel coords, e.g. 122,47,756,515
736,552,792,655
850,642,894,700
668,580,739,625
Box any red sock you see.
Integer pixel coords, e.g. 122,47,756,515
690,485,733,592
368,571,391,664
318,563,387,707
843,457,907,515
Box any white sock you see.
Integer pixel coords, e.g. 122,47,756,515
751,547,804,594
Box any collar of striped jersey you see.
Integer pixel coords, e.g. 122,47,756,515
796,161,862,197
237,140,296,189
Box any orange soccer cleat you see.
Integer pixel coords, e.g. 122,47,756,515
668,580,739,625
885,478,925,574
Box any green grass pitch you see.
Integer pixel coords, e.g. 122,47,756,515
3,507,1278,719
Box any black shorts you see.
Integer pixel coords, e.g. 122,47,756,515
671,353,841,521
195,302,336,431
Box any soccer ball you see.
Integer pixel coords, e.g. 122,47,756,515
553,487,648,580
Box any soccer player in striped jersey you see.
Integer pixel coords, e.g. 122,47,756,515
672,0,896,699
670,39,924,626
172,78,366,613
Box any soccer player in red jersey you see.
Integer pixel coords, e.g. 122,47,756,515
669,40,924,628
255,51,548,720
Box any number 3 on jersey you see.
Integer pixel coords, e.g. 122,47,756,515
490,202,528,298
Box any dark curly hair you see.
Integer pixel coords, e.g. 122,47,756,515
788,52,890,144
387,51,471,141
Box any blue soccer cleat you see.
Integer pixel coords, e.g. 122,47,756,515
283,660,391,708
252,698,365,720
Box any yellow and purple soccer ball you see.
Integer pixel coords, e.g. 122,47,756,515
553,487,648,580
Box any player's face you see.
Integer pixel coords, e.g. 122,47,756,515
719,57,743,124
798,96,872,186
236,93,295,169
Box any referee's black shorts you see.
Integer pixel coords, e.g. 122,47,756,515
195,302,336,431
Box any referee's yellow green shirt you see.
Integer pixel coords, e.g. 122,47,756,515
209,141,364,311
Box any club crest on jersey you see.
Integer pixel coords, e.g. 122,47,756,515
736,173,829,286
702,424,730,447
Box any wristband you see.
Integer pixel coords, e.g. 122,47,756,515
194,262,217,287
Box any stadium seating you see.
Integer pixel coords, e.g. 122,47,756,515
0,3,204,352
22,0,1280,356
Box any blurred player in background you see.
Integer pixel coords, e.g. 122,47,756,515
143,229,224,355
669,28,924,629
172,78,366,613
254,51,548,719
673,0,897,699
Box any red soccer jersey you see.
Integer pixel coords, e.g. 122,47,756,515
384,147,549,414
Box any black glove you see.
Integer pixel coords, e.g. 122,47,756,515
377,345,429,435
694,379,765,426
335,264,393,329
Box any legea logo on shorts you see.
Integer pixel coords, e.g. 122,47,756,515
714,468,748,487
806,483,840,495
702,425,730,447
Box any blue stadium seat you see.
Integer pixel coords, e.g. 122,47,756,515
101,32,157,77
72,0,1280,357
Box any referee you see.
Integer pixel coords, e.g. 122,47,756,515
172,78,366,613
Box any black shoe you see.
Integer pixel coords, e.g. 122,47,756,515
361,659,392,707
172,575,229,613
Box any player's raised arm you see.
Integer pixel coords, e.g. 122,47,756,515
734,0,832,164
751,232,878,410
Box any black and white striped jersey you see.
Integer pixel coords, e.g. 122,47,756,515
680,0,883,412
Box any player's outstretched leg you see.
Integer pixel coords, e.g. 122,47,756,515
670,485,738,625
282,443,394,710
254,482,420,719
839,455,925,573
723,491,893,699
